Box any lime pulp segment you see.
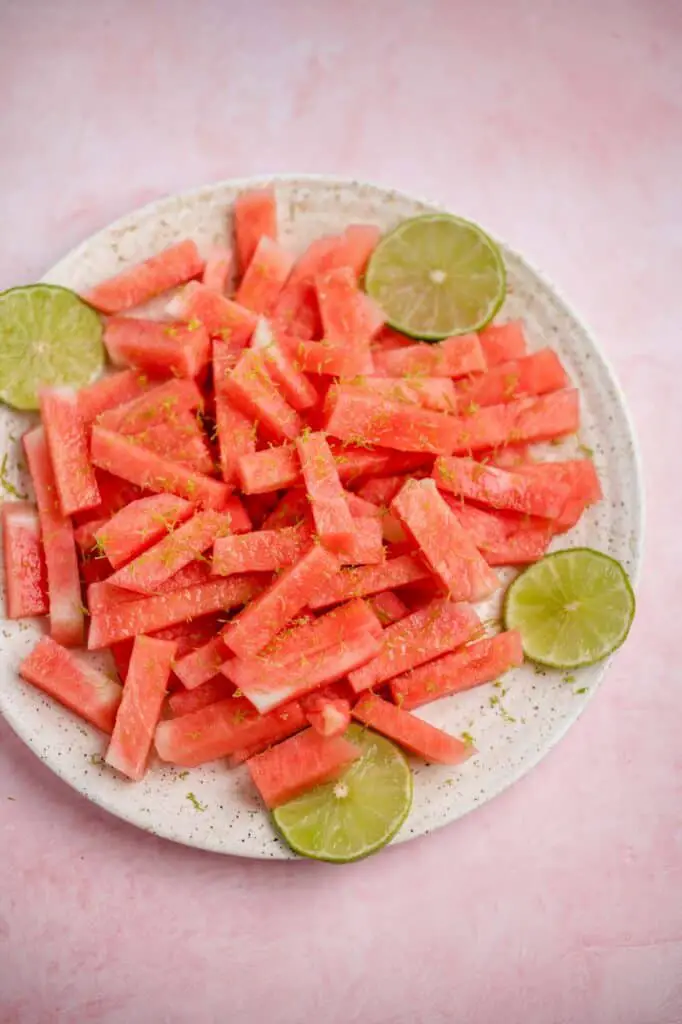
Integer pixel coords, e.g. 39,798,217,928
364,213,506,340
273,725,413,862
503,548,635,669
0,284,104,410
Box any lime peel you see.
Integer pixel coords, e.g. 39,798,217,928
0,284,104,410
273,724,412,862
365,213,506,340
503,548,635,669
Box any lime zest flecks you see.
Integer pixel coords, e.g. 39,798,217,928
0,452,28,499
186,791,205,811
489,693,516,723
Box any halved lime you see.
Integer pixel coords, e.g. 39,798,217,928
503,548,635,669
365,213,506,340
0,284,104,410
273,725,412,862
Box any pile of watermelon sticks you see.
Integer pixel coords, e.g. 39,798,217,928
3,187,600,810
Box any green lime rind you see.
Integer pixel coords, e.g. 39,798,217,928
0,284,104,410
503,548,635,670
365,213,506,340
273,725,413,863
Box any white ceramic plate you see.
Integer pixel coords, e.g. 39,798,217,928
0,176,643,859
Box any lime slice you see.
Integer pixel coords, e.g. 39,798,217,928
503,548,635,669
0,284,104,410
273,725,412,862
365,213,506,340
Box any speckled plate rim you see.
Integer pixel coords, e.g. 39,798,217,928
0,174,644,860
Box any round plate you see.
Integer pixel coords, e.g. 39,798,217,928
0,176,643,859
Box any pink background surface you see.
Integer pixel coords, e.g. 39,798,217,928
1,1,681,1021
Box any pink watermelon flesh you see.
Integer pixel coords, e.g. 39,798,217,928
40,388,100,516
84,239,204,315
324,387,463,455
352,694,473,766
90,426,231,508
432,455,572,519
316,265,383,370
453,348,567,411
272,279,321,340
72,470,145,528
251,320,319,412
23,427,84,646
262,488,310,529
234,188,278,274
340,517,384,566
303,692,352,738
77,370,151,426
390,631,524,709
212,523,310,576
343,376,458,414
107,508,231,594
112,614,224,685
236,236,295,315
480,528,554,565
237,442,429,495
327,389,579,458
105,635,176,780
224,349,302,443
88,574,262,648
444,498,554,566
201,246,233,294
237,445,301,494
168,281,258,349
1,502,48,618
173,635,230,691
214,391,257,485
223,545,339,660
225,630,381,713
281,334,373,378
246,727,361,809
249,598,381,667
224,600,382,712
345,492,381,519
306,555,430,610
373,334,486,378
168,675,235,717
87,561,215,615
448,390,581,454
73,517,109,555
391,478,500,601
94,493,195,569
104,317,211,380
125,410,214,475
348,598,480,692
98,378,204,435
513,460,602,530
367,590,410,626
154,696,306,768
20,636,122,732
477,320,527,365
296,431,357,556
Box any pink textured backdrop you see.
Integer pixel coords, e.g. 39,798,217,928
1,1,681,1022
